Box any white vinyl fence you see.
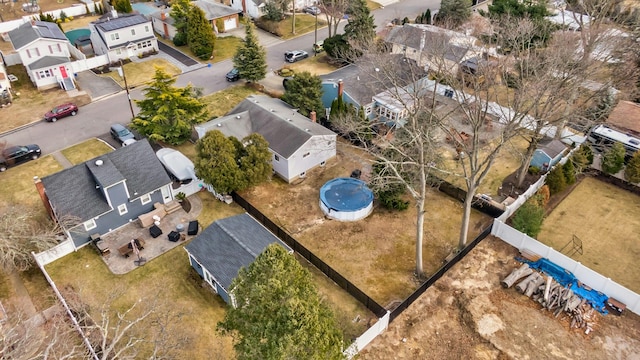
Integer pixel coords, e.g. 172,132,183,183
69,55,110,74
0,3,97,33
343,312,390,359
32,238,76,266
491,219,640,315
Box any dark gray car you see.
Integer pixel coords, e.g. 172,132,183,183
110,124,136,145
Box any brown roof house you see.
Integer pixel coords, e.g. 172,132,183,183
606,100,640,137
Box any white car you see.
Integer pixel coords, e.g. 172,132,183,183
156,148,194,184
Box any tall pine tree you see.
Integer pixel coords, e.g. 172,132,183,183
187,6,216,60
233,21,267,82
343,0,376,48
281,71,324,117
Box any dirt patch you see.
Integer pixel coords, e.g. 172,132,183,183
360,236,640,360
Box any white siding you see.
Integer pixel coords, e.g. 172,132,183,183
18,39,70,67
286,135,336,182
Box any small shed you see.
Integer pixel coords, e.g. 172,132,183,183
184,213,292,306
530,138,567,171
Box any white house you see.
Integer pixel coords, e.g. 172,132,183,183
230,0,265,19
195,95,337,183
89,11,158,63
151,0,241,40
7,21,75,90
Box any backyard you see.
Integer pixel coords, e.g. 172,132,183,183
537,176,640,293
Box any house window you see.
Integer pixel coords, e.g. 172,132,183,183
145,25,150,32
111,33,120,41
38,69,52,78
140,194,151,205
84,219,97,231
26,49,31,58
131,29,136,36
57,44,62,52
274,155,280,161
115,48,122,55
303,152,310,158
118,204,128,215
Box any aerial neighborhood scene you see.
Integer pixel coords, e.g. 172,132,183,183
1,0,640,357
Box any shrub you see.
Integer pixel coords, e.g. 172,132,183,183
173,32,187,46
528,166,540,175
571,143,594,173
562,160,576,185
624,151,640,183
535,185,550,207
377,186,409,211
216,18,225,33
545,166,567,195
511,201,545,237
279,68,294,77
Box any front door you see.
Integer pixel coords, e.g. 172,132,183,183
59,66,68,78
161,185,172,203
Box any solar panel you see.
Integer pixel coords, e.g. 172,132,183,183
97,15,148,32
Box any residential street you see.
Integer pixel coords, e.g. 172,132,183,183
0,0,440,155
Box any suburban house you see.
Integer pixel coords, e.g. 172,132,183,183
184,213,293,306
89,11,158,63
151,0,240,39
7,21,75,90
383,24,481,75
230,0,265,19
320,56,429,125
605,100,640,137
530,138,567,171
0,61,11,104
194,95,337,183
38,139,174,248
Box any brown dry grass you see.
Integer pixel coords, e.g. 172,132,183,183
59,15,101,32
283,54,339,76
0,0,84,21
538,177,640,293
99,59,181,88
0,65,91,133
239,140,491,304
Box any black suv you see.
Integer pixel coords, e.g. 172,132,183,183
226,68,240,82
0,144,42,172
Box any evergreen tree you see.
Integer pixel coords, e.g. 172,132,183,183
187,6,216,60
624,151,640,183
233,21,267,82
218,244,345,360
170,0,191,46
571,143,594,173
281,71,324,117
238,133,273,187
113,0,132,13
601,142,626,175
511,200,544,237
132,68,208,145
562,160,576,185
437,0,472,27
195,131,246,194
545,166,567,195
323,34,349,61
344,0,376,48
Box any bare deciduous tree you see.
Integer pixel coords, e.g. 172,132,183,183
318,0,349,37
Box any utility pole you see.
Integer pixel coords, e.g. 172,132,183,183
292,1,296,35
120,59,135,119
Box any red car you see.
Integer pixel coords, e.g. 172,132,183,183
44,103,78,122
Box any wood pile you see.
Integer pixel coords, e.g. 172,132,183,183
503,264,598,334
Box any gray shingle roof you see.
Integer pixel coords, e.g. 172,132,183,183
195,95,336,158
93,14,150,32
8,21,67,50
384,24,470,63
538,138,567,159
27,56,69,70
149,11,176,25
193,0,241,20
185,213,292,290
41,139,171,222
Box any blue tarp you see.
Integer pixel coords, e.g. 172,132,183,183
519,258,609,314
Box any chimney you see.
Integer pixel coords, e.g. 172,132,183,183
338,80,344,97
111,9,118,18
34,176,55,221
310,111,316,123
161,12,166,20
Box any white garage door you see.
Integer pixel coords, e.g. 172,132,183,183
224,18,237,31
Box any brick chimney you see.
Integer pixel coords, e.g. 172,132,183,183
161,12,166,20
34,176,55,220
310,111,316,123
338,80,344,97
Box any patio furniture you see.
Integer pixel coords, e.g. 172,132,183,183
176,223,185,232
149,225,162,238
118,238,145,257
91,233,110,256
138,203,167,227
168,231,180,242
187,220,199,235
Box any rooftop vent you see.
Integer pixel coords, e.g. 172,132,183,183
235,115,241,119
305,128,310,132
95,160,104,166
287,118,292,121
270,109,275,112
217,123,222,127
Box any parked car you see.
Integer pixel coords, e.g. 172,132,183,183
44,103,78,122
313,40,324,53
303,6,321,15
110,124,136,145
226,68,240,82
156,148,194,184
0,144,41,172
284,50,309,63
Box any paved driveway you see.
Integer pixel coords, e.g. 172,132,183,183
158,42,199,66
75,70,122,100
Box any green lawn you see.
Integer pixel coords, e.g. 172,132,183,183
258,14,328,39
201,85,259,119
213,36,242,62
60,139,114,165
0,155,63,209
99,58,182,88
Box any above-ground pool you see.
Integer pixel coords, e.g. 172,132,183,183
319,178,374,221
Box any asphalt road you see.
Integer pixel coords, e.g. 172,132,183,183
0,0,441,155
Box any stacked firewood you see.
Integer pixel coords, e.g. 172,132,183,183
502,264,597,333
